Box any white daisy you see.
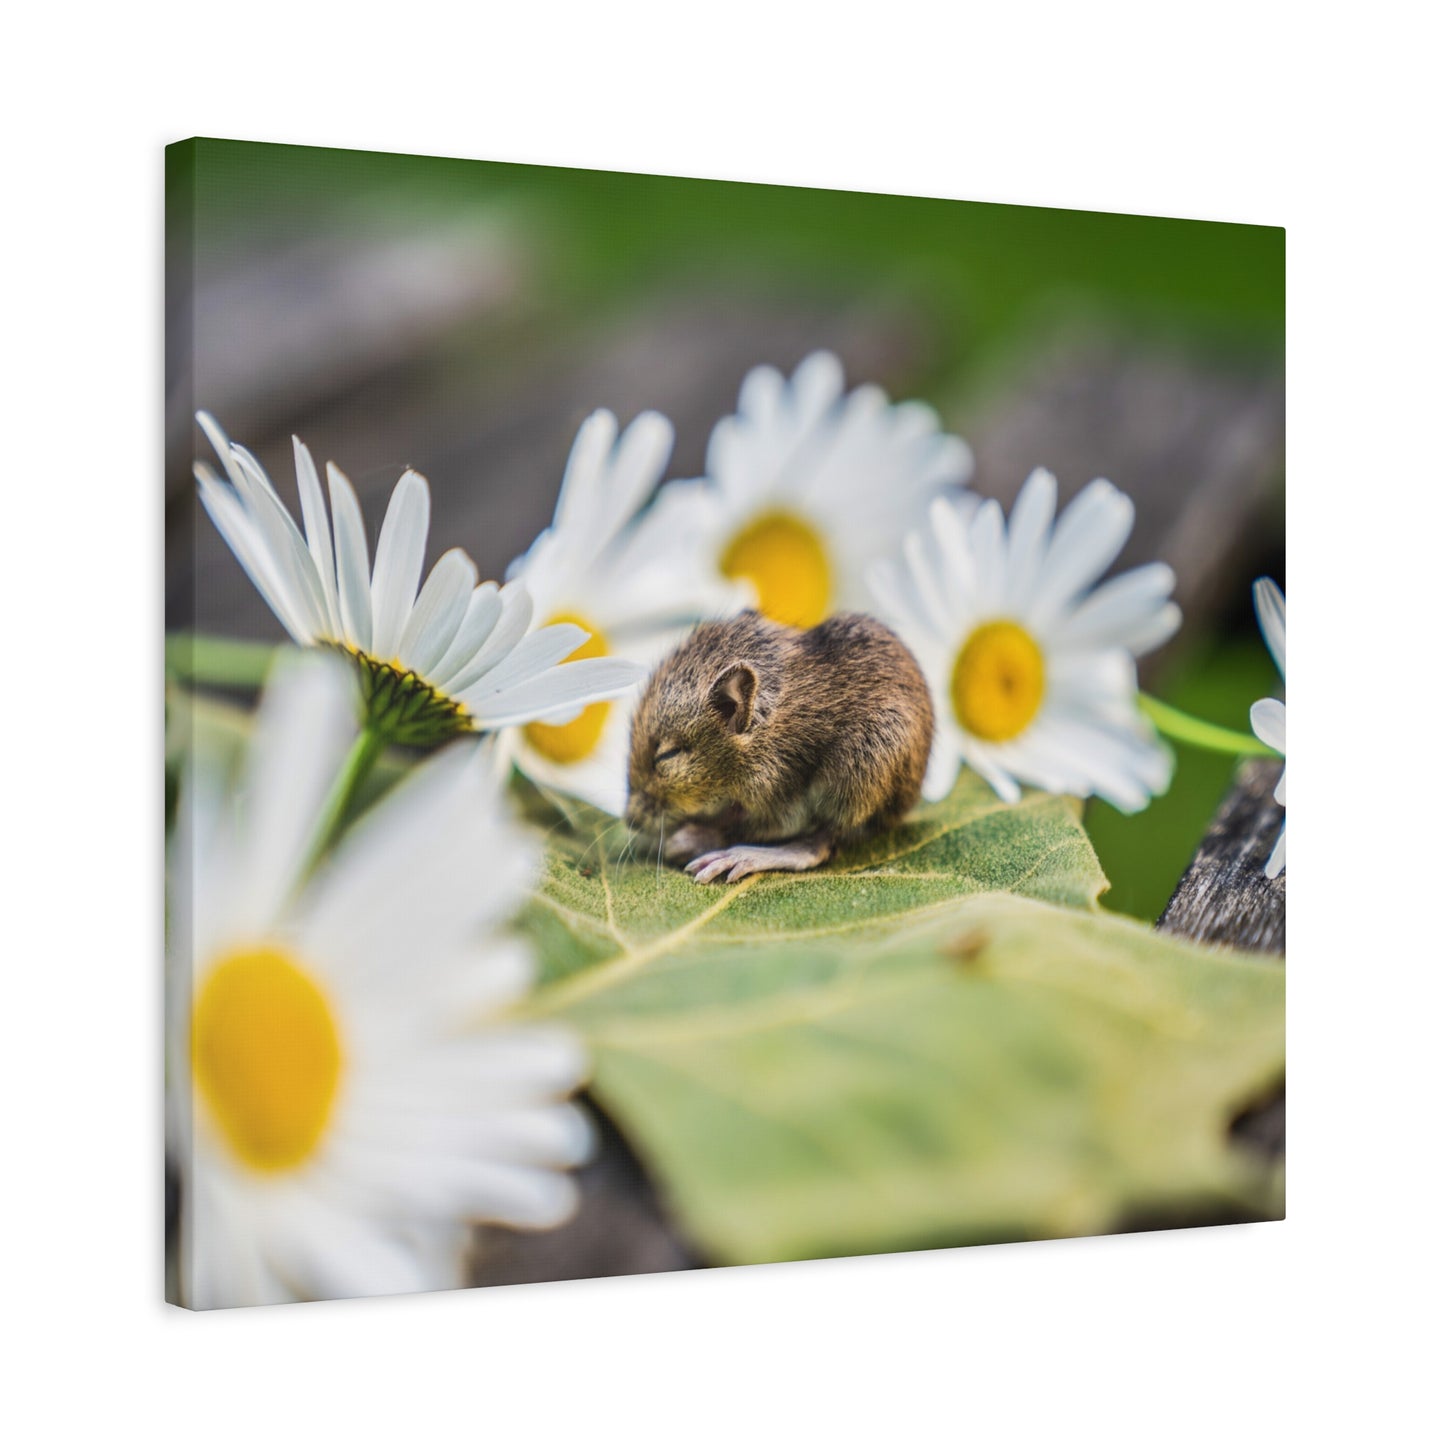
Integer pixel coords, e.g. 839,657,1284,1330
501,408,745,816
668,350,973,629
1250,578,1287,878
167,654,591,1309
869,468,1181,812
195,413,642,746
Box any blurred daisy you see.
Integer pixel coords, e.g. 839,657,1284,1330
502,409,744,815
195,413,641,746
670,351,973,628
167,655,591,1309
869,468,1181,812
1250,578,1286,878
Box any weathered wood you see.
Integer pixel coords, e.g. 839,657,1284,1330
1158,759,1285,1160
1158,758,1285,955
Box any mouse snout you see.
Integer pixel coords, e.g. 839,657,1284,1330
624,789,657,830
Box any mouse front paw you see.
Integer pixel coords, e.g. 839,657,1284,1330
685,835,833,884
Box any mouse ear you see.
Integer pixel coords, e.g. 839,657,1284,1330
709,663,758,735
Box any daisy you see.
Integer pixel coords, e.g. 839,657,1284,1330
501,408,745,815
195,413,642,746
167,655,591,1309
1249,578,1287,878
669,350,973,629
869,468,1181,812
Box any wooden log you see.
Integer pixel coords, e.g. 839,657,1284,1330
1158,758,1286,955
1158,759,1285,1159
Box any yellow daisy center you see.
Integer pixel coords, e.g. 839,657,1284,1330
525,614,611,764
191,946,343,1174
951,620,1046,742
720,510,832,628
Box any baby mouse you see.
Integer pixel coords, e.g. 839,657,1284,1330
626,610,935,883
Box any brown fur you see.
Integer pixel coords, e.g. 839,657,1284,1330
626,611,935,869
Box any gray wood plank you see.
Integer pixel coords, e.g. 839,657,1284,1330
1157,759,1285,1160
1158,758,1286,955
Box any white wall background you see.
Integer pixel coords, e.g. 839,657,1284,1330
5,3,1437,1439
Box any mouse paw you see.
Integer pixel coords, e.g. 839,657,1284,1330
685,837,832,884
664,822,725,866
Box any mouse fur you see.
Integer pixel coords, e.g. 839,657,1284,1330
625,610,934,882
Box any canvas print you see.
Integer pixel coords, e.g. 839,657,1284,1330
165,139,1285,1309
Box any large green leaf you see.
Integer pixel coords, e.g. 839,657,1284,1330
518,776,1284,1264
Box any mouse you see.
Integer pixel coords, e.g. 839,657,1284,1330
625,610,935,883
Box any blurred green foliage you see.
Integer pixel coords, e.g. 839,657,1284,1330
177,138,1283,392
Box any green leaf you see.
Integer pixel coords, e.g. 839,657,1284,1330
165,632,280,690
518,776,1284,1264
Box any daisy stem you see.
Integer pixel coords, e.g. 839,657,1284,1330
305,723,389,871
1140,694,1279,758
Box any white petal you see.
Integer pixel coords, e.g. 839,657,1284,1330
227,654,357,935
1264,821,1286,879
553,409,619,532
328,463,373,652
1030,479,1135,623
1251,697,1286,753
442,579,535,695
464,657,643,728
293,435,342,638
398,548,478,678
968,498,1007,612
429,582,503,689
926,492,980,619
1253,577,1286,679
264,1193,441,1301
474,623,588,695
922,735,964,802
226,445,331,638
1055,563,1180,656
1003,468,1058,611
369,470,431,662
196,472,314,644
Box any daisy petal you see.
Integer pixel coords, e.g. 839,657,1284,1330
1264,821,1285,879
369,470,431,663
1003,468,1058,611
1251,697,1286,753
328,463,373,652
1055,562,1179,654
442,579,534,696
428,582,503,690
1031,479,1135,622
293,435,342,638
1253,578,1286,679
398,548,478,678
464,657,643,728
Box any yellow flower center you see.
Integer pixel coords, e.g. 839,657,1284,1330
191,946,343,1174
951,620,1046,742
720,510,832,628
525,614,611,764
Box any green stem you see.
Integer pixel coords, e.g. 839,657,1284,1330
304,724,389,873
165,632,280,690
1140,693,1278,758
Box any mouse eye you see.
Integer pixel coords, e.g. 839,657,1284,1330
654,745,685,765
